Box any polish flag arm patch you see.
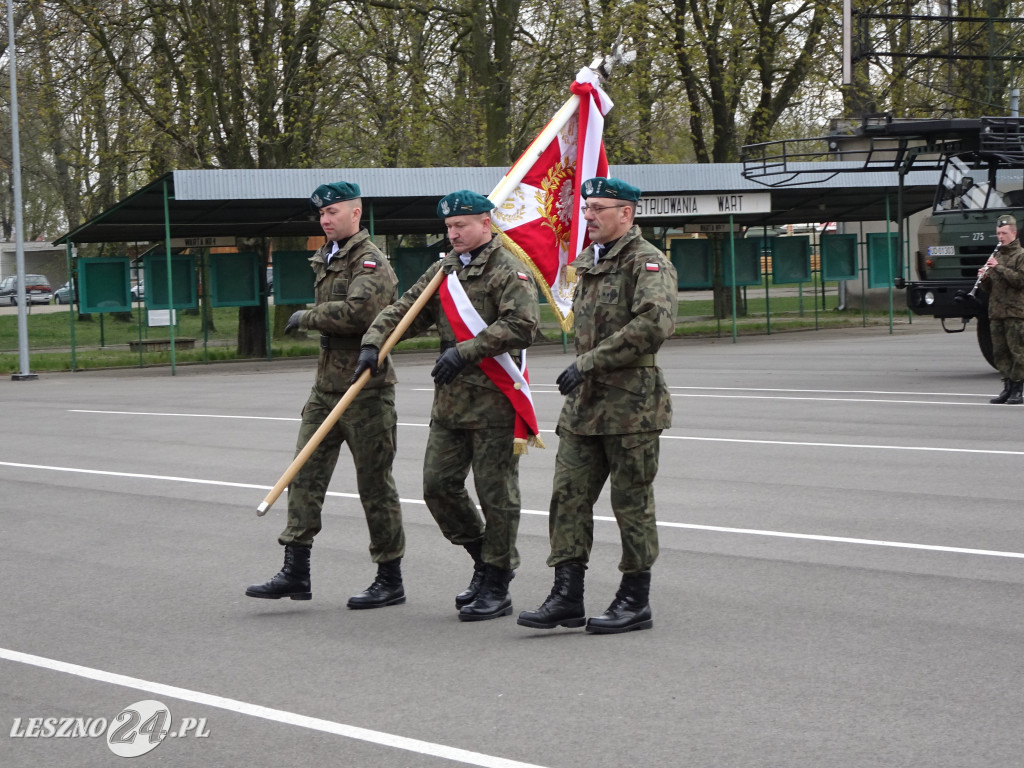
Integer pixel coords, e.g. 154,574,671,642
363,260,377,269
516,271,529,281
645,262,660,272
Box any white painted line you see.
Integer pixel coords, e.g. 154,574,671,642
671,393,990,406
65,408,524,433
0,460,272,490
670,386,987,398
3,461,1023,560
663,435,1024,456
0,648,549,768
0,461,427,508
641,519,1024,559
412,388,564,394
69,409,1021,450
70,409,299,421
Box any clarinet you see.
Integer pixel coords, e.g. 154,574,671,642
967,246,1001,298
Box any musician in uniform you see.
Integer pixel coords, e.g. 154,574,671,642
518,177,678,634
355,189,542,622
980,214,1024,404
246,181,407,609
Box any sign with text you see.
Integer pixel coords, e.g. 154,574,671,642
169,237,235,248
681,223,743,233
636,193,771,218
148,309,177,327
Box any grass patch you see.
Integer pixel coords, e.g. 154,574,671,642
0,298,906,374
0,305,241,350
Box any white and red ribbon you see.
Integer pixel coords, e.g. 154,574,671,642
438,272,543,453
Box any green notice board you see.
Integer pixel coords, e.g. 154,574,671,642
867,232,900,288
724,239,764,287
820,234,858,281
210,252,260,307
272,250,315,305
79,257,132,314
394,248,441,295
143,253,198,309
771,236,811,284
671,239,712,289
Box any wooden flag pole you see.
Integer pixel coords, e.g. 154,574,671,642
255,59,616,518
256,266,445,516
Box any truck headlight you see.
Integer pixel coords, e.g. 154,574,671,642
924,291,935,305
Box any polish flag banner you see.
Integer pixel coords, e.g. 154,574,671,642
488,67,613,332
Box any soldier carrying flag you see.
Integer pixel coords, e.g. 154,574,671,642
355,190,542,622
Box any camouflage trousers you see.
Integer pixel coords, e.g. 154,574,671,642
422,423,521,570
278,385,404,562
990,318,1024,381
547,428,661,574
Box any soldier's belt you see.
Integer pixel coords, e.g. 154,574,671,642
620,354,656,368
319,335,362,350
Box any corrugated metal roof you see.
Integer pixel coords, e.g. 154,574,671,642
172,167,490,200
170,163,940,200
55,163,945,244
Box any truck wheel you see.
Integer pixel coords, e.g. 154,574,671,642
976,315,996,369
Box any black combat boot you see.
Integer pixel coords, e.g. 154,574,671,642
1007,381,1024,405
455,540,486,610
245,544,312,600
990,379,1012,404
458,565,514,622
517,563,586,629
585,571,653,634
346,559,405,609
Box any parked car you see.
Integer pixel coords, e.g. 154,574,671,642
53,280,76,305
0,274,52,305
130,281,144,300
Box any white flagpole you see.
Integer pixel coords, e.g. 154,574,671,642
487,95,580,205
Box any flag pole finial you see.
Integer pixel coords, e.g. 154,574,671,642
588,33,637,82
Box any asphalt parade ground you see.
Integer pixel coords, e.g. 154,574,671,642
2,321,1023,768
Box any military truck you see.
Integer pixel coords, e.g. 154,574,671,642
896,120,1024,367
743,114,1024,367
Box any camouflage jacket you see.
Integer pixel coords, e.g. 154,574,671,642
299,229,399,393
558,224,678,435
982,238,1024,319
362,235,541,429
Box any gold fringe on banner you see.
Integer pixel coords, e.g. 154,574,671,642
495,227,575,334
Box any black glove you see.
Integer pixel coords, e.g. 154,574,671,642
351,345,380,382
431,346,466,385
556,362,584,395
284,310,306,335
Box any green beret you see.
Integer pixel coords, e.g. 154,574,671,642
996,214,1018,229
310,181,361,209
437,190,495,218
581,177,642,203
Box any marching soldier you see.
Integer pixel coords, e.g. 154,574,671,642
355,189,542,621
518,176,677,634
246,181,407,609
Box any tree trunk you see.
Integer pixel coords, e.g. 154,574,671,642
236,237,269,357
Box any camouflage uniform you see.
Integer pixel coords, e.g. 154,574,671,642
548,224,678,574
982,238,1024,381
280,229,404,563
362,235,540,570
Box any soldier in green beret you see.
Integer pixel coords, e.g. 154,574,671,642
518,176,678,634
246,180,407,609
355,189,542,622
980,213,1024,404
